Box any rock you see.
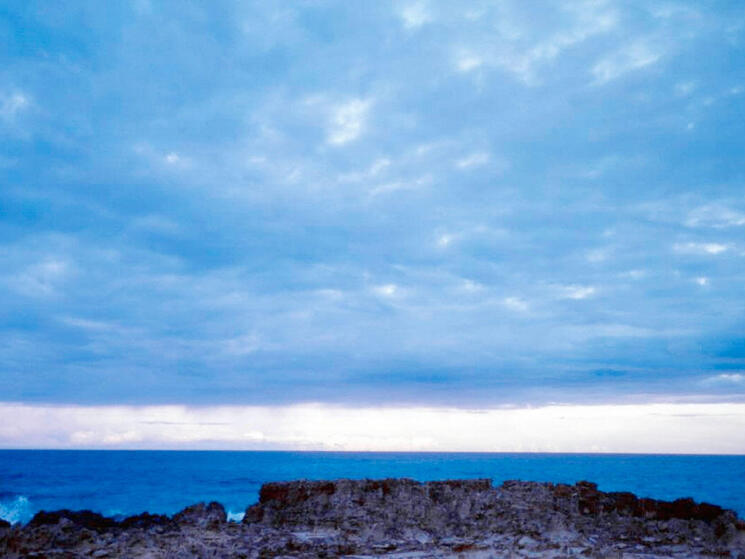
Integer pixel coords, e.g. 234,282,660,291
119,512,174,530
172,501,226,529
2,478,743,558
0,518,10,529
28,509,118,532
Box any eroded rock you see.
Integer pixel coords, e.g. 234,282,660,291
172,501,226,529
1,479,743,558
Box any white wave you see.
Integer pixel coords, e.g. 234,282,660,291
0,495,31,525
227,510,245,522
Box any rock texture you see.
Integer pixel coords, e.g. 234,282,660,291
1,478,744,558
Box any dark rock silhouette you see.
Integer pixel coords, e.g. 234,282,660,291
119,511,174,530
29,509,119,532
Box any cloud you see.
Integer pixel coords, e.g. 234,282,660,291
559,285,597,300
620,270,647,280
327,99,372,145
2,1,745,414
502,297,529,312
685,204,745,228
454,51,483,73
592,41,662,84
673,242,729,255
220,333,262,356
398,1,431,30
586,248,609,263
338,158,391,182
6,258,71,298
1,402,744,453
372,283,398,298
436,233,456,247
703,374,745,385
458,2,617,84
59,317,117,331
132,144,192,171
0,92,29,121
368,174,431,197
455,152,489,169
459,279,484,293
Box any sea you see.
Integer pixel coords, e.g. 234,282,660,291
1,451,744,525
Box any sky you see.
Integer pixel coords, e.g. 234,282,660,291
1,1,745,450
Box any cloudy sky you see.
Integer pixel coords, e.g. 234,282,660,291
1,1,745,450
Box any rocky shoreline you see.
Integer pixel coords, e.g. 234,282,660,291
1,478,744,558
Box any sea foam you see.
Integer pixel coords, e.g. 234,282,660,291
0,495,31,525
227,510,245,522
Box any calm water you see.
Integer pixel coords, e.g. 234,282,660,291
1,451,744,524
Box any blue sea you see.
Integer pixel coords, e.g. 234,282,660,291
1,451,744,525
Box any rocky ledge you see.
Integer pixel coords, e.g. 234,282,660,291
1,478,744,558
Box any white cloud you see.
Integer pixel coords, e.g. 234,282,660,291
586,248,609,263
685,204,745,228
373,283,398,297
482,4,617,84
673,242,728,255
455,51,483,73
59,317,116,331
459,279,484,293
338,158,390,183
436,233,454,247
502,297,528,312
455,152,490,169
327,99,372,145
368,174,431,198
703,374,745,385
559,285,596,300
0,92,29,121
370,158,391,173
7,258,71,297
621,269,646,280
1,402,745,453
368,181,406,197
398,1,431,29
133,144,191,170
694,277,709,287
592,41,662,84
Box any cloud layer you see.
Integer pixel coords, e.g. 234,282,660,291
2,402,744,453
1,1,745,409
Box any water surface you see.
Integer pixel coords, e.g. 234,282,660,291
1,450,743,524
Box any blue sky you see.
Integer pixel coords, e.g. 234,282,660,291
2,0,745,410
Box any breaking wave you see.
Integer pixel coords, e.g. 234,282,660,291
227,510,245,522
0,495,32,525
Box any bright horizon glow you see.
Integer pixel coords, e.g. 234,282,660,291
2,402,744,454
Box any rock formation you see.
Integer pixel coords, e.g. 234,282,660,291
1,478,744,557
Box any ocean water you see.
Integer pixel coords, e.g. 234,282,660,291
1,451,744,525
